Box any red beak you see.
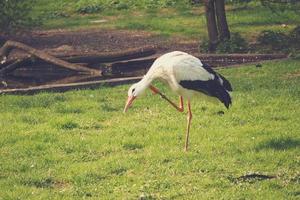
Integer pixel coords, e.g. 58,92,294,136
123,96,136,113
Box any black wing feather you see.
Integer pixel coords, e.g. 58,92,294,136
202,63,233,91
179,79,232,109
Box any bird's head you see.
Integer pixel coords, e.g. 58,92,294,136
123,82,147,113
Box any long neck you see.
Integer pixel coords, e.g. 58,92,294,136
140,75,153,87
136,74,154,93
136,62,159,93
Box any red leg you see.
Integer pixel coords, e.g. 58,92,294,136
149,85,184,112
184,100,192,151
149,85,160,94
178,96,184,112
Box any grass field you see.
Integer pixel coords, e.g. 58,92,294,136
0,59,299,199
31,1,300,41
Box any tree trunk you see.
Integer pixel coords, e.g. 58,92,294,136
204,0,218,52
215,0,230,41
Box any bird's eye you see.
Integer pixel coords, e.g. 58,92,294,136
132,88,135,93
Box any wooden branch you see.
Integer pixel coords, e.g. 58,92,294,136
1,45,156,71
0,59,25,75
0,76,143,95
60,46,156,64
0,56,32,75
45,74,101,85
0,40,101,75
102,53,288,76
0,59,14,69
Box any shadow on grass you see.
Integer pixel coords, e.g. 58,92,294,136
23,177,57,188
228,173,276,184
256,137,300,151
122,142,144,151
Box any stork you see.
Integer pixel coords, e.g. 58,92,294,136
124,51,232,151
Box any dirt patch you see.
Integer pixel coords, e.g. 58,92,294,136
4,28,199,57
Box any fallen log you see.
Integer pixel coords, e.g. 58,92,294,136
0,52,288,93
100,53,284,77
45,74,102,85
104,56,156,76
61,46,156,64
0,40,101,75
195,53,287,66
103,53,288,76
2,45,157,69
0,76,142,95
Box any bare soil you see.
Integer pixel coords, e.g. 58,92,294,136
4,29,199,57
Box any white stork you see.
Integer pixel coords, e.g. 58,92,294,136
124,51,232,151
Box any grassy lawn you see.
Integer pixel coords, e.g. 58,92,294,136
31,1,300,41
0,59,299,199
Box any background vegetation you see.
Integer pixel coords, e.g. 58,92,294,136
1,0,300,54
37,0,300,53
0,0,300,50
0,0,37,34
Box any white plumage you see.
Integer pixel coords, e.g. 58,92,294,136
144,52,212,96
124,51,232,151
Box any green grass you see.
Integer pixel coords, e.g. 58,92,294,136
0,59,300,199
30,1,300,41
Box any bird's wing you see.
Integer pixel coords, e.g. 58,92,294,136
172,55,214,82
168,54,232,108
201,63,233,91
